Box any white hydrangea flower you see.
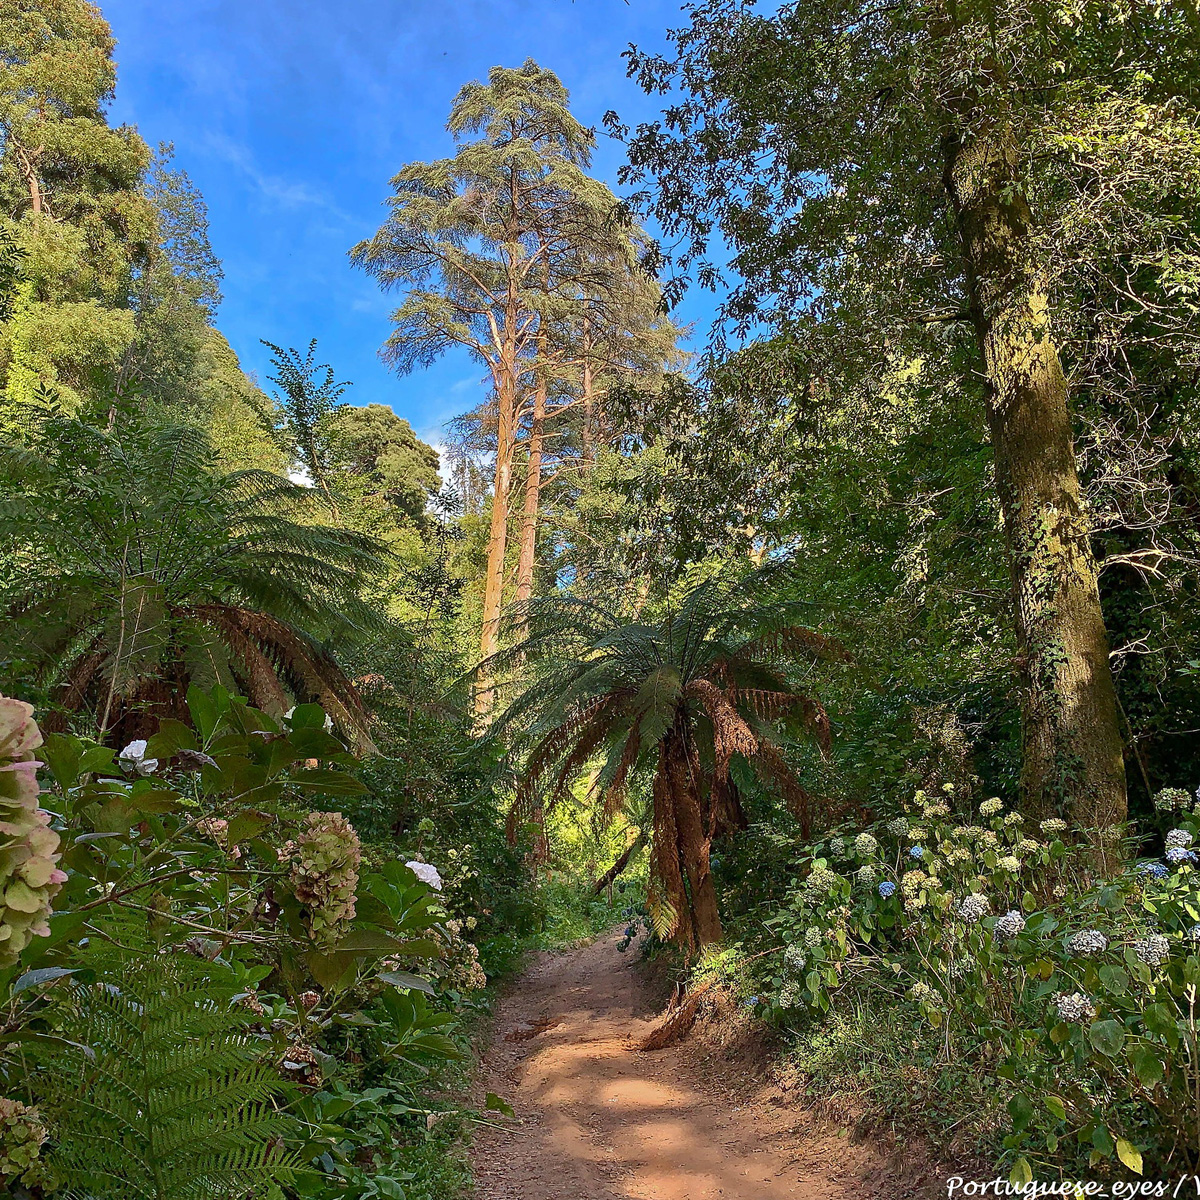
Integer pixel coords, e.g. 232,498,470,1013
948,953,977,980
1040,818,1068,835
806,866,839,893
1133,935,1169,967
1054,992,1096,1023
405,860,443,891
853,832,878,857
1154,787,1190,812
803,926,823,949
783,943,807,973
997,855,1021,873
908,980,936,1003
993,910,1025,939
886,817,909,838
1003,812,1024,827
1065,929,1108,956
829,836,846,857
283,705,334,733
979,798,1003,817
119,739,158,776
957,893,990,923
1017,838,1041,855
856,864,877,887
1166,829,1194,850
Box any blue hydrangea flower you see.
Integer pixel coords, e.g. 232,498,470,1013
909,846,924,859
1136,861,1170,881
878,881,897,898
744,996,759,1008
1166,847,1197,865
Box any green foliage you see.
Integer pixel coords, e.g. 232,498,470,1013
34,952,300,1200
327,405,441,533
0,685,478,1199
0,411,388,745
732,786,1200,1175
0,0,157,411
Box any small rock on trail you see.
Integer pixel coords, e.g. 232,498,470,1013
471,931,938,1200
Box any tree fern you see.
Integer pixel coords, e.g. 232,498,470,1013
0,412,394,748
34,952,299,1200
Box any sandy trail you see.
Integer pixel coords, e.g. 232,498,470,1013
471,931,916,1200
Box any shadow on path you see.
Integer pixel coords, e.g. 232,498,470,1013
471,931,905,1200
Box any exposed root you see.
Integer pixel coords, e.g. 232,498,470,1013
636,980,715,1051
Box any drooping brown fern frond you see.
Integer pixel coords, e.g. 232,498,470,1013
187,606,374,753
507,694,627,841
751,739,818,837
41,645,106,731
738,625,850,665
731,688,832,757
684,679,758,784
601,716,645,824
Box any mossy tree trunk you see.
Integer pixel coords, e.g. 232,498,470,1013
943,120,1127,839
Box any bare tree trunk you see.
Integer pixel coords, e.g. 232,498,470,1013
591,827,647,895
943,121,1127,839
12,141,43,215
477,378,516,715
515,368,546,611
581,309,594,467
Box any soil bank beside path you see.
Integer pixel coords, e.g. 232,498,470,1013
470,931,943,1200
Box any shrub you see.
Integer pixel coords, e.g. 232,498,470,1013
752,786,1200,1178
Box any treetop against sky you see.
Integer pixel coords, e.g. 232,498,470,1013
100,0,717,451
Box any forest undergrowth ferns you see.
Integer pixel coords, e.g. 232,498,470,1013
0,687,487,1198
758,785,1200,1179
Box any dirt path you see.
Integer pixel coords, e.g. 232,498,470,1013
471,931,932,1200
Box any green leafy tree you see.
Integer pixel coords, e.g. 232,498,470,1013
605,0,1200,837
0,412,386,747
493,577,838,950
326,403,442,532
0,0,157,411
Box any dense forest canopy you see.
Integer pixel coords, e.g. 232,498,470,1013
0,0,1198,1194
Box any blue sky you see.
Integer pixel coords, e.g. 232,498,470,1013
100,0,715,450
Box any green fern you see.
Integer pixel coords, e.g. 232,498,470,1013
34,952,298,1200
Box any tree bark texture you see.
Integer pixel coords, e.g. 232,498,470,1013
649,722,722,953
476,368,516,715
942,122,1127,836
515,364,546,611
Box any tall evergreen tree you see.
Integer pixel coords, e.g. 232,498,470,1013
352,59,673,709
0,0,157,411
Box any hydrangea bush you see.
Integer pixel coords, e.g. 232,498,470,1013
760,783,1200,1178
0,1097,50,1188
0,696,65,967
283,811,362,946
